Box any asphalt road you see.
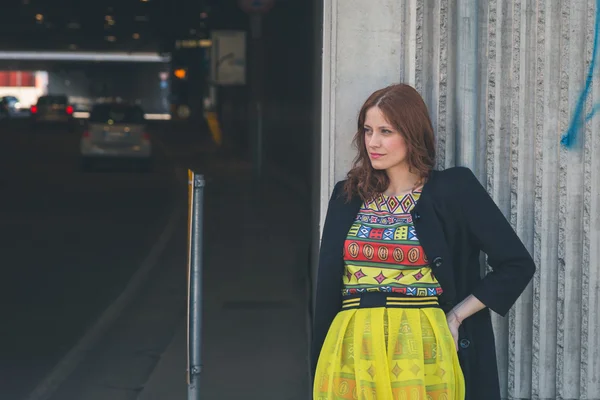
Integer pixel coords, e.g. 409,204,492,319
0,119,201,399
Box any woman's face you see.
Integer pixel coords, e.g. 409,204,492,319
364,106,408,171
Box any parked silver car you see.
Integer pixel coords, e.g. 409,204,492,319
80,103,152,171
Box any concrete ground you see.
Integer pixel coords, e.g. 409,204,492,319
137,155,314,400
0,118,313,399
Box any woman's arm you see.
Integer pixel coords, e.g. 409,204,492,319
456,167,536,317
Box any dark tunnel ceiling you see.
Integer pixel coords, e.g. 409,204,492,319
0,0,225,53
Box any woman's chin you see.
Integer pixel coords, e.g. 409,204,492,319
369,161,387,170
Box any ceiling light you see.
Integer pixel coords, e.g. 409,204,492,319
133,33,140,39
35,14,43,22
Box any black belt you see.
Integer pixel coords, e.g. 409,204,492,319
341,292,440,310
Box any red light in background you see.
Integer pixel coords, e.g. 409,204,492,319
66,105,74,115
30,105,37,113
82,130,90,138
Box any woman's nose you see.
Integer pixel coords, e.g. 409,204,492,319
368,136,381,148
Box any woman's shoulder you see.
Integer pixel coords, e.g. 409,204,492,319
429,167,477,187
426,166,481,198
431,166,476,181
330,180,348,198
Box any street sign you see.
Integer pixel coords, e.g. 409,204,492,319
211,30,246,85
238,0,275,14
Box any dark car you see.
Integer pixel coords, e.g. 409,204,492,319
31,94,74,126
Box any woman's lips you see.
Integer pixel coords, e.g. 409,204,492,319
370,153,384,159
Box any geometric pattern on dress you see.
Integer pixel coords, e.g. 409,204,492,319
387,195,400,213
383,228,395,240
400,193,416,212
343,243,428,266
342,286,444,296
408,226,418,240
342,190,443,298
369,228,384,240
357,226,371,238
314,304,464,399
354,214,413,225
365,191,422,214
395,226,408,241
342,265,436,281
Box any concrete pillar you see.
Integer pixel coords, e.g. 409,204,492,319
317,0,600,398
318,0,403,224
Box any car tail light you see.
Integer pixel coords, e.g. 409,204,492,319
66,105,74,115
142,132,150,141
31,105,37,114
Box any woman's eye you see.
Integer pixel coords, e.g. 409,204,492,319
382,129,392,134
364,128,372,135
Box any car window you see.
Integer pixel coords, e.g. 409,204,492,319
37,96,68,105
89,104,145,124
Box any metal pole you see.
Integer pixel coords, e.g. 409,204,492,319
187,171,205,400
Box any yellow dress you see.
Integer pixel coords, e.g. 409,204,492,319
314,190,465,400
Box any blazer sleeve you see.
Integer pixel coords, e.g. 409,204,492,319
311,181,345,378
458,167,536,317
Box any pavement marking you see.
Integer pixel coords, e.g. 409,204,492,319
25,164,187,400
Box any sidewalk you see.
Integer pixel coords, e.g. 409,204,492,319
138,155,313,400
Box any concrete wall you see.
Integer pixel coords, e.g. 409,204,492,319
318,0,600,398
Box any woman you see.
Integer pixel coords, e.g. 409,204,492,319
312,84,535,400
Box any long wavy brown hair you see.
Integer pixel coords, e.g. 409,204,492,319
344,84,436,201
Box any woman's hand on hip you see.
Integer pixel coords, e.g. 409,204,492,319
446,311,461,351
445,294,487,351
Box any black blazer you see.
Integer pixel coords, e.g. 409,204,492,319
311,166,536,400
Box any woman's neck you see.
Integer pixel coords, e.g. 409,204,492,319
384,164,420,196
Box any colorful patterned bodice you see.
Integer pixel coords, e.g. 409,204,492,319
342,190,443,297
